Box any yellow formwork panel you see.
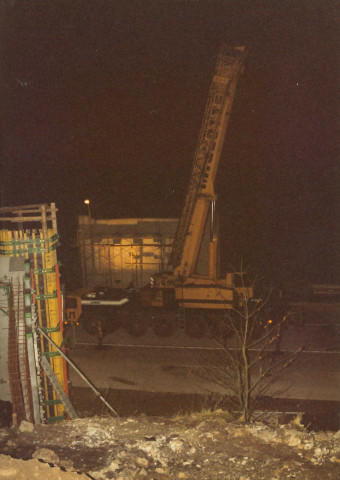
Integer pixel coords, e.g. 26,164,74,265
0,227,68,421
40,230,65,418
0,230,13,256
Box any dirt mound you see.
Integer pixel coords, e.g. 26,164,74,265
0,413,339,479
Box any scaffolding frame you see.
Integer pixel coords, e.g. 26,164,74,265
0,203,69,423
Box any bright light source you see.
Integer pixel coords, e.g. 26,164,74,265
84,199,90,205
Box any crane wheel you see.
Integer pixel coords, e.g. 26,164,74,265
81,316,99,336
152,318,174,337
214,323,234,341
185,316,207,338
127,317,148,337
83,322,98,336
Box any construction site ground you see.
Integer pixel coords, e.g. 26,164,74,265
0,411,339,479
0,302,339,479
62,302,339,430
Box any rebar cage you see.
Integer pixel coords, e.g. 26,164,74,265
0,204,69,424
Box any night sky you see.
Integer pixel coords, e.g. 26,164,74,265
1,0,338,286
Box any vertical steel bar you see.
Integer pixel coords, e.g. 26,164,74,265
24,262,41,424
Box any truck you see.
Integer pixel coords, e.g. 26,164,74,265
66,45,256,338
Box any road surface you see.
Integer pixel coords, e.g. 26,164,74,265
66,303,340,402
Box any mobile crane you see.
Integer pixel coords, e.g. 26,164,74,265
66,45,253,338
143,45,253,335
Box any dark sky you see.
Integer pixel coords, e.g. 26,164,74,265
1,0,338,285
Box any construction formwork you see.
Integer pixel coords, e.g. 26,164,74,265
0,204,69,423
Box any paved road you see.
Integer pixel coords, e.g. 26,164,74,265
66,303,340,401
68,344,340,401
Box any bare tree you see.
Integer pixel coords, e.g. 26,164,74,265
203,275,303,423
